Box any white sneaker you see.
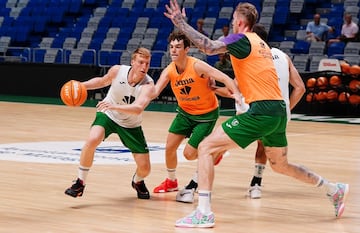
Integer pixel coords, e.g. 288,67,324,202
176,187,195,203
248,184,262,199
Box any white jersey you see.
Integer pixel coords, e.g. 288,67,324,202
271,47,290,120
236,47,291,120
102,65,153,128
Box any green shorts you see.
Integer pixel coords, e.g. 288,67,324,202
92,112,149,153
222,100,288,148
169,107,219,149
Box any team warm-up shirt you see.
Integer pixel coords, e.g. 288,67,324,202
102,65,153,128
167,56,218,115
221,32,283,104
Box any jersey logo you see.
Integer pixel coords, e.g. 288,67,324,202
180,86,191,95
122,95,135,104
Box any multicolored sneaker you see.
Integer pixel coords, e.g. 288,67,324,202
248,184,262,199
175,208,215,228
153,178,178,193
327,183,349,218
65,178,85,198
176,187,195,203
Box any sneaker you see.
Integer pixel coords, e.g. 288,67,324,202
132,180,150,199
248,184,262,199
327,183,349,218
214,151,229,166
175,208,215,228
153,178,178,193
65,178,85,198
176,187,195,203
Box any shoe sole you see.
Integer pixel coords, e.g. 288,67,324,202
64,189,83,198
336,184,349,218
175,223,215,228
176,198,194,203
153,187,178,193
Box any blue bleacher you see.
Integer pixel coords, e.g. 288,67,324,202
0,0,357,68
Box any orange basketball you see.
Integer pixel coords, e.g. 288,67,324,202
60,80,88,106
349,65,360,75
326,90,338,102
315,91,327,103
340,61,350,74
348,94,360,105
306,92,315,102
306,78,316,90
329,75,341,88
349,80,360,93
338,92,350,103
316,76,328,90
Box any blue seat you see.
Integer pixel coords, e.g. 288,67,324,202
206,6,220,18
108,51,122,65
327,42,345,57
291,40,310,54
153,39,168,51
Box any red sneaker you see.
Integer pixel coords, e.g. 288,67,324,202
153,178,178,193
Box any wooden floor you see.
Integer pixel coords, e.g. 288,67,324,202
0,101,359,233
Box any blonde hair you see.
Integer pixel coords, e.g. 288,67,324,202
235,2,258,29
131,47,151,60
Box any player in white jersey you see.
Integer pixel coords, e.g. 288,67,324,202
245,24,306,199
65,48,155,199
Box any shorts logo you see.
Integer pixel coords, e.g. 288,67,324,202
231,119,239,126
0,141,187,165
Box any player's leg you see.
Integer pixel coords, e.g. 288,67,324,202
65,113,107,198
176,120,217,203
119,125,151,199
132,152,151,199
248,140,267,199
176,124,238,227
153,132,185,193
264,126,349,218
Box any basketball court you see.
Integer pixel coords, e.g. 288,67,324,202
0,101,359,232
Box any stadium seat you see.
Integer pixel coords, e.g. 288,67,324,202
327,42,345,57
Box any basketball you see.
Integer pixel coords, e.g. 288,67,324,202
315,91,327,103
329,75,341,88
348,94,360,105
349,80,360,93
340,61,350,74
305,92,314,102
60,80,88,106
338,92,350,103
316,76,328,90
306,78,316,90
349,65,360,75
326,90,338,102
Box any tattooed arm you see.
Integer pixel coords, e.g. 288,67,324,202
164,0,227,55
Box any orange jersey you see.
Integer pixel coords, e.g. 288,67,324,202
168,57,218,115
228,32,283,103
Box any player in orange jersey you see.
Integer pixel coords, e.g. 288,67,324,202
165,0,349,228
152,30,243,203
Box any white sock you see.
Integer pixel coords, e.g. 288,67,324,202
254,163,265,177
192,171,198,183
78,165,90,184
316,177,337,195
167,168,176,180
133,173,144,183
198,190,212,214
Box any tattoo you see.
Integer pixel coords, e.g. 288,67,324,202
175,17,226,55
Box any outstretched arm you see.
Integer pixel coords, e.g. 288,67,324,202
96,82,155,115
82,65,119,90
164,0,227,55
